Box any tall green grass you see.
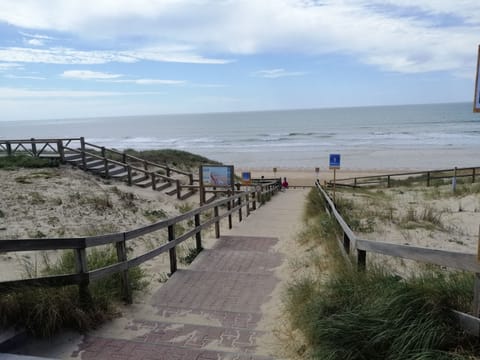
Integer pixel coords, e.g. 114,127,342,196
0,246,147,337
283,188,480,359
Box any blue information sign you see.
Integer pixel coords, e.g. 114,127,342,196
329,154,341,169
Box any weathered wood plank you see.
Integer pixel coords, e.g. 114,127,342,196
356,239,480,272
0,273,85,290
453,310,480,336
0,238,86,252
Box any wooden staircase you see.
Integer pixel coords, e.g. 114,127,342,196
62,142,198,200
0,137,199,200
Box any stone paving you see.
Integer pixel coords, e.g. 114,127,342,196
73,235,282,360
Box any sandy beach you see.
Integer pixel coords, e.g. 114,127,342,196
238,167,400,187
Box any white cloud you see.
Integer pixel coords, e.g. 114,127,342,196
0,62,22,71
61,70,186,84
25,38,44,46
61,70,123,79
0,1,477,73
0,46,232,65
5,74,45,80
19,31,56,40
0,87,163,98
253,68,306,79
112,78,186,85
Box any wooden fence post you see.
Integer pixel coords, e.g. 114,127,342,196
122,152,127,164
151,172,157,190
6,141,11,156
252,191,256,211
57,140,65,163
116,235,132,304
214,206,220,238
343,232,350,255
475,226,480,316
227,200,232,229
238,197,243,222
195,214,202,250
101,146,106,158
166,166,171,177
387,175,391,188
427,172,431,187
176,179,181,199
80,137,85,152
245,193,250,217
474,274,480,317
473,168,476,184
357,249,366,271
74,247,92,308
104,159,110,178
30,138,37,156
127,166,132,186
168,224,177,275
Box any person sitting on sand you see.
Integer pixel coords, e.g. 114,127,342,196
282,177,289,189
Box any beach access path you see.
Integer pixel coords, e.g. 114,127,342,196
9,188,309,360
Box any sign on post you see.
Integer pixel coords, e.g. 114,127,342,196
199,165,234,204
329,154,341,203
241,171,251,185
475,45,480,113
329,154,341,169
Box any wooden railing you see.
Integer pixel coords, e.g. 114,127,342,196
82,140,193,183
330,166,480,188
0,182,280,304
0,137,199,199
0,138,81,159
315,179,480,335
62,146,191,199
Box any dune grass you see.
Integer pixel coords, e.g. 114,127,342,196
0,155,57,169
0,246,147,337
122,148,221,169
282,188,480,359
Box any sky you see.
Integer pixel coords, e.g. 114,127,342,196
0,0,479,121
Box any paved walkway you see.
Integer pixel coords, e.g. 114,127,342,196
7,189,308,360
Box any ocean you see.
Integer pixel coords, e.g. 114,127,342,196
1,102,479,170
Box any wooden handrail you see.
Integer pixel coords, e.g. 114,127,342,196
315,179,480,335
331,166,480,188
0,182,281,301
83,141,192,177
0,138,82,144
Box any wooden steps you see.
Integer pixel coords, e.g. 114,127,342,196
62,146,198,201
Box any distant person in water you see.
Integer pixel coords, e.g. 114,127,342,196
282,177,289,189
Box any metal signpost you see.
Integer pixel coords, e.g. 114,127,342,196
475,45,480,113
329,154,341,203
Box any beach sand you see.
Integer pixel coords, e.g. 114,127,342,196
238,167,397,187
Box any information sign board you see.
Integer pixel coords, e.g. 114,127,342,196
329,154,341,169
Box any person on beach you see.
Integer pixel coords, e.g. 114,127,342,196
282,177,289,189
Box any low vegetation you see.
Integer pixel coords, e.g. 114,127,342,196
282,188,480,359
122,148,220,169
0,246,147,337
0,155,57,169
